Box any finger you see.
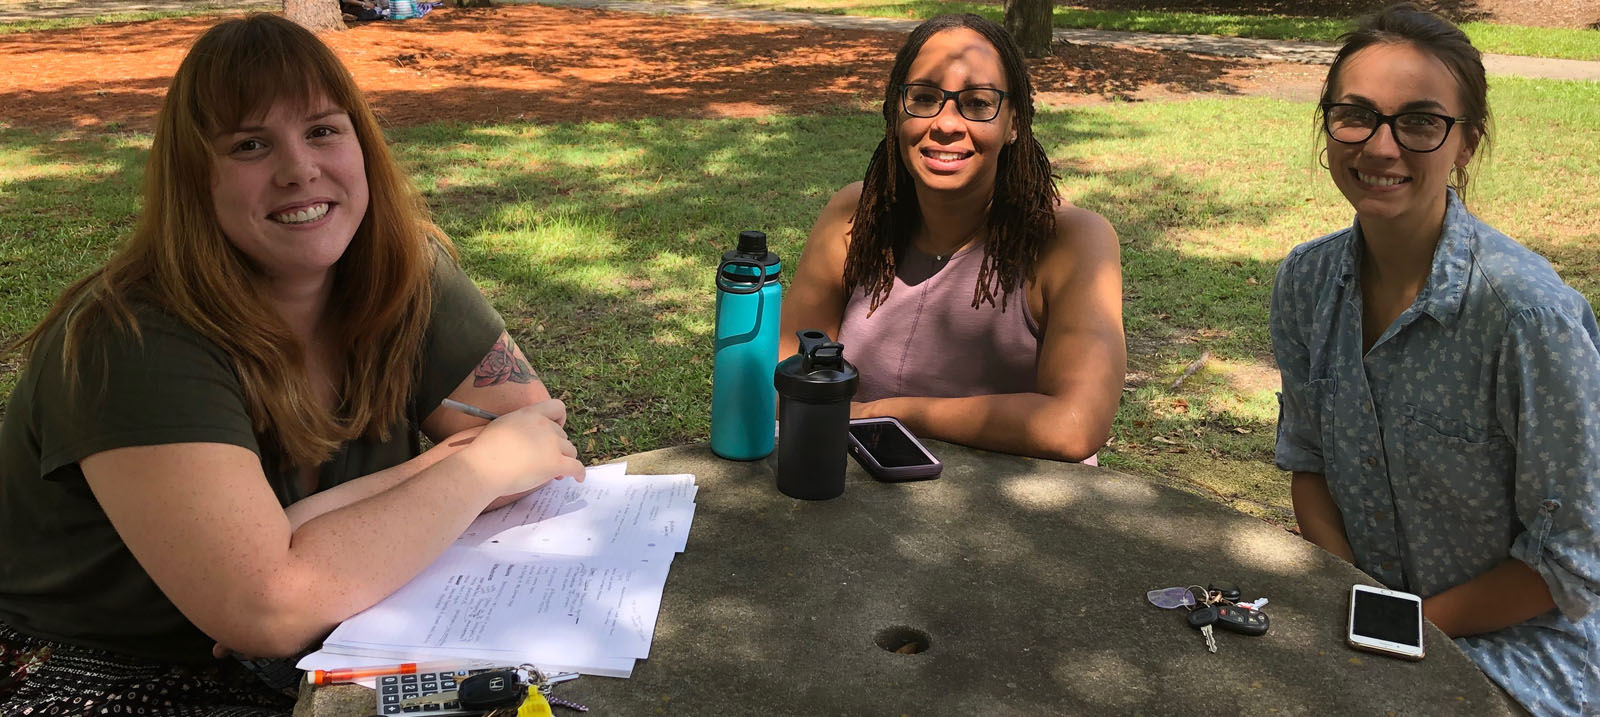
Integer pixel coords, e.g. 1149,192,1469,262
559,457,587,481
532,399,567,424
558,437,578,459
212,643,230,659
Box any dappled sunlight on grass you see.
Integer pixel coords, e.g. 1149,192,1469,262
387,115,882,459
4,78,1598,493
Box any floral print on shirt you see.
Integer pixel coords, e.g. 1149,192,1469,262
1271,190,1600,716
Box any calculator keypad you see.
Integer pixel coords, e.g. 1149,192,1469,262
376,669,489,715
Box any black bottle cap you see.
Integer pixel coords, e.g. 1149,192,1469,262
774,329,858,403
737,230,767,255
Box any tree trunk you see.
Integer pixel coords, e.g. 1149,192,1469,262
455,0,494,6
284,0,346,32
1003,0,1053,58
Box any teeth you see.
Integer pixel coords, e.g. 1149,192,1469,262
271,203,329,224
928,150,966,161
1357,172,1406,187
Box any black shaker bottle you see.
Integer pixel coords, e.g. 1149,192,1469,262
772,329,859,500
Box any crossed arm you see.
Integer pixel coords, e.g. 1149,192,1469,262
81,330,583,657
1292,472,1556,637
782,185,1126,462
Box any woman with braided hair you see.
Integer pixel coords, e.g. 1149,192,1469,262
781,14,1124,462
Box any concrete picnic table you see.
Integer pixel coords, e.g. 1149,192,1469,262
296,440,1519,715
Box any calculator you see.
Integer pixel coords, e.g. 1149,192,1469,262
376,666,502,715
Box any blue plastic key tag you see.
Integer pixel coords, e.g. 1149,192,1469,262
1147,586,1199,609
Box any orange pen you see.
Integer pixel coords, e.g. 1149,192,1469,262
309,660,499,685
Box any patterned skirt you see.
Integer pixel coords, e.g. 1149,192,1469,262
0,623,295,717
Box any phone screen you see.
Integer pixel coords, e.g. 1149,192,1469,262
1351,590,1422,647
849,421,934,468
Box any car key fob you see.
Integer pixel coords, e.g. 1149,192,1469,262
458,669,527,711
1214,604,1269,636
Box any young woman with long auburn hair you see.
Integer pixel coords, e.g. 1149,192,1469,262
781,14,1125,462
0,15,583,713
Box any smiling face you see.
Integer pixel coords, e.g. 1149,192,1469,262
1324,42,1477,229
210,93,368,291
896,28,1017,199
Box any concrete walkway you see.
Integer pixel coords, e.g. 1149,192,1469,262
5,0,1598,82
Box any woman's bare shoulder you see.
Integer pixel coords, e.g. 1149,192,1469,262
824,181,865,216
1054,202,1115,243
806,181,866,248
1038,201,1119,270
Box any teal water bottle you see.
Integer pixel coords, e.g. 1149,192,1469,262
710,230,782,460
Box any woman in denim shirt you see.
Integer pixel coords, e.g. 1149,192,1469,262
1271,4,1600,714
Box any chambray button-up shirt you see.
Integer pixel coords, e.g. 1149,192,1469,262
1272,191,1600,716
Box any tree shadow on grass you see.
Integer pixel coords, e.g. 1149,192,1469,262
0,108,1322,459
1030,42,1298,101
380,106,1331,461
0,5,1289,131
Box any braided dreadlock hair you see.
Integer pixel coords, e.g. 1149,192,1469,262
843,13,1059,313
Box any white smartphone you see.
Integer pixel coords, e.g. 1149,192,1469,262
1347,584,1426,660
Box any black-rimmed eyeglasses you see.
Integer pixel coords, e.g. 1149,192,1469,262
1320,102,1469,153
898,83,1007,122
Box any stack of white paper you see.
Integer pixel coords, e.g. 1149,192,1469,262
296,463,697,678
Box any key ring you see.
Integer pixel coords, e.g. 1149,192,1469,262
1184,585,1208,611
517,663,545,690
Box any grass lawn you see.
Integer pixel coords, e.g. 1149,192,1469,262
667,0,1600,61
0,1,275,34
0,12,217,33
3,77,1598,527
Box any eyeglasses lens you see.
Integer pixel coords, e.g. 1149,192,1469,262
1325,105,1450,152
903,86,1003,122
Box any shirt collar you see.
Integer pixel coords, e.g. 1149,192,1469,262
1337,188,1475,327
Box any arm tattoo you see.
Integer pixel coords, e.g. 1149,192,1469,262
473,332,539,387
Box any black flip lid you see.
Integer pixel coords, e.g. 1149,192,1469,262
773,329,859,403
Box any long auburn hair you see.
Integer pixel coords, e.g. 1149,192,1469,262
11,14,448,469
844,13,1058,312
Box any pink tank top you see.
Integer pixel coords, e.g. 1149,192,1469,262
837,242,1041,403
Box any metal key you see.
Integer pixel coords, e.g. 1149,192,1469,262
524,665,586,712
1187,604,1219,653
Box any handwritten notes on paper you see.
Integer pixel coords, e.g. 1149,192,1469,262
297,463,697,678
456,464,695,558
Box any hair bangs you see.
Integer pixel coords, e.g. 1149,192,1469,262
186,15,363,139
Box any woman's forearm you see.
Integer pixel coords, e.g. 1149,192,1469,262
283,430,480,531
1290,471,1357,562
1423,559,1556,638
858,392,1108,462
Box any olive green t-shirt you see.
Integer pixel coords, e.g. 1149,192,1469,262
0,256,504,664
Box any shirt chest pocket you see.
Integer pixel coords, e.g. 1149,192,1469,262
1399,405,1514,524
